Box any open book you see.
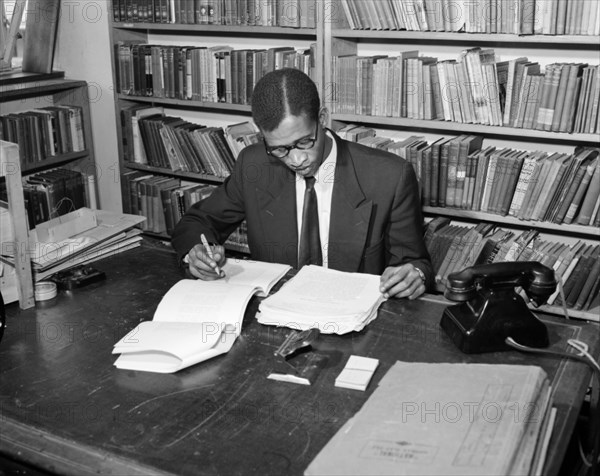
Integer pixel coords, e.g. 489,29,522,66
112,259,290,373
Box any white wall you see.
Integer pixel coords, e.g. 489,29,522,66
53,0,121,212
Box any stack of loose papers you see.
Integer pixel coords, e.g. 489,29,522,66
306,362,554,476
257,265,386,335
1,209,145,282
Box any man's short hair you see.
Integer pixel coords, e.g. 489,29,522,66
251,68,320,132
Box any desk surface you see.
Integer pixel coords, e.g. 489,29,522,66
1,243,599,476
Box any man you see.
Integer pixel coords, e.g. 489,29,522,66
171,68,432,299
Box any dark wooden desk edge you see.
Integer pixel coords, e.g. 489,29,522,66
0,418,175,476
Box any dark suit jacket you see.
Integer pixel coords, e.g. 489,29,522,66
171,131,433,288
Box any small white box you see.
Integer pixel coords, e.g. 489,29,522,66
335,355,379,391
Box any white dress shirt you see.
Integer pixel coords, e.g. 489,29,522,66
295,130,337,268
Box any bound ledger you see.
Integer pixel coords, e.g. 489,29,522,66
112,259,290,373
305,362,552,476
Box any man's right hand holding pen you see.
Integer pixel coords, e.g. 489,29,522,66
186,234,226,280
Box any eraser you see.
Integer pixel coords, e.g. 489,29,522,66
335,355,379,391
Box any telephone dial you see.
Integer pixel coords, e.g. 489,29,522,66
440,262,557,354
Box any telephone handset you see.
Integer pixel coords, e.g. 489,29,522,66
440,262,557,353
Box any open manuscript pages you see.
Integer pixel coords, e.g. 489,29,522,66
112,259,290,373
257,265,387,334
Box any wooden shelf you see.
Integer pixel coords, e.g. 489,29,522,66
123,163,227,183
331,114,600,145
117,94,253,113
0,70,65,86
422,207,600,238
0,79,87,102
139,232,250,255
330,29,600,47
20,151,91,174
113,22,317,36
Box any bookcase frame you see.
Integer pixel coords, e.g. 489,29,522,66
107,1,599,320
108,1,321,253
1,141,34,309
0,77,98,305
322,0,599,321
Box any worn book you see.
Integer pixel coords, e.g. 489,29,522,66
113,259,291,373
576,157,600,225
305,362,552,476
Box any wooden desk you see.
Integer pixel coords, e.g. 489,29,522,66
1,243,598,476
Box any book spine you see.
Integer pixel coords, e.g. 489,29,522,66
564,161,597,224
576,160,600,225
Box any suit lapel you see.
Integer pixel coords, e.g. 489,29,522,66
255,161,299,267
328,134,373,272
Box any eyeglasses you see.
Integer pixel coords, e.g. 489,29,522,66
263,123,319,159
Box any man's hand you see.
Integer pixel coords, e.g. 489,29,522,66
380,264,426,300
186,243,226,280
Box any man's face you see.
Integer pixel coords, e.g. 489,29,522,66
261,114,328,178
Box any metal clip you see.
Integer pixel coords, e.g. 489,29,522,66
274,328,320,360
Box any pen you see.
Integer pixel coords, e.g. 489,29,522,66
201,233,222,277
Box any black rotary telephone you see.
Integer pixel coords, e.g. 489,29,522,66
440,262,557,354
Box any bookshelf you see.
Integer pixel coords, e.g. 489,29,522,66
0,76,98,306
107,0,598,320
108,0,320,250
322,0,600,321
0,78,99,221
0,77,99,175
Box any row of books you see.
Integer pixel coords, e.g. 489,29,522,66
115,42,316,103
121,170,248,251
121,105,260,175
0,168,92,229
340,0,600,36
0,106,86,165
112,0,317,28
425,217,600,312
121,171,208,234
336,125,600,227
330,49,600,134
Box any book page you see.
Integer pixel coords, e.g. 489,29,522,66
153,279,257,328
114,321,220,355
113,320,237,373
221,259,290,296
261,266,383,316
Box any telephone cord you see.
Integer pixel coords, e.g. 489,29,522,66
506,337,600,475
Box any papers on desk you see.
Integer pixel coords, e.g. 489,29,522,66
113,259,291,373
306,362,554,476
0,208,146,282
257,265,387,335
